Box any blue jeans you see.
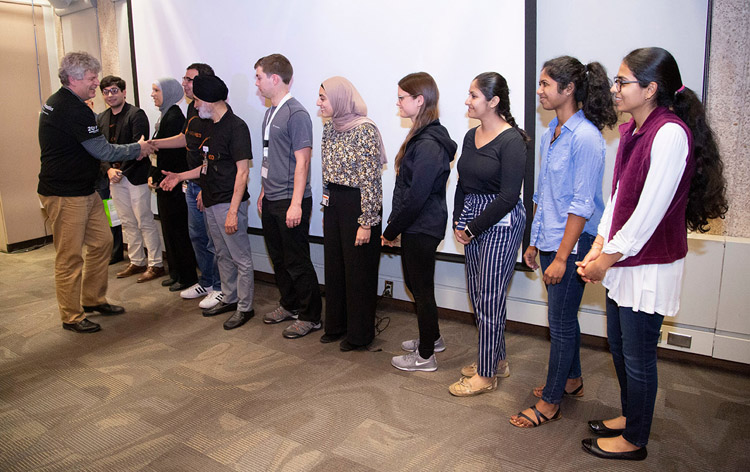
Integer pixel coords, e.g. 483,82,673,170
186,181,221,291
539,232,594,404
606,294,664,448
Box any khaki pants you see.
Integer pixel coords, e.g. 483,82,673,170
39,193,112,323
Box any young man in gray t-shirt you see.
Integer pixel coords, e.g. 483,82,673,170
254,53,322,339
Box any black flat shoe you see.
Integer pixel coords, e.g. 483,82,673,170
581,438,647,461
340,339,367,352
203,301,238,317
588,420,626,437
82,303,125,316
223,310,255,330
62,318,101,333
320,332,345,343
161,278,178,287
169,281,194,292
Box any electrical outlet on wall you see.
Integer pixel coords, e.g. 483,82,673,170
382,280,393,298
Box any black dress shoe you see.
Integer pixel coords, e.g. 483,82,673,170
588,420,626,437
169,281,194,292
109,255,124,265
223,310,255,330
340,339,367,352
82,303,125,316
203,301,238,317
161,278,178,287
62,318,101,333
320,332,345,343
581,438,647,461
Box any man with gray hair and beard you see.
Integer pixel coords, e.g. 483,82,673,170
160,75,255,330
38,51,154,333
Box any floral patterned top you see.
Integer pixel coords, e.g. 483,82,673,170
321,120,383,226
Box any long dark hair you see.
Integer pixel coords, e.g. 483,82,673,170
473,72,530,143
542,56,617,131
394,72,440,173
623,47,727,232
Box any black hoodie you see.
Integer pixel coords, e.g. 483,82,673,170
383,120,457,241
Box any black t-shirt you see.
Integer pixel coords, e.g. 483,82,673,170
38,87,103,196
107,113,120,143
453,127,527,234
199,106,252,208
183,101,213,171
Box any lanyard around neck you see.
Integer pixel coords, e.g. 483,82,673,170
263,93,292,142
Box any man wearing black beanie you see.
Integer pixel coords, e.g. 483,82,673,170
159,75,256,330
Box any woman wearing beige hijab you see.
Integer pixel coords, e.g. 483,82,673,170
316,76,386,351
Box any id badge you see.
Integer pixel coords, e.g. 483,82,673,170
261,166,269,178
494,213,511,227
181,182,188,193
321,187,330,207
201,146,209,175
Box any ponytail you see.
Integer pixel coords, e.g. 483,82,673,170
672,87,728,232
581,62,618,130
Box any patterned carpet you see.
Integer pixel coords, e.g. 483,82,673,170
1,244,748,471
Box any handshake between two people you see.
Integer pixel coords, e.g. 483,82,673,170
136,135,156,160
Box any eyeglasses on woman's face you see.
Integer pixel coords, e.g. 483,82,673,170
613,77,640,92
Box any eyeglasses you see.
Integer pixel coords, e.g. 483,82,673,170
613,77,639,92
182,76,194,83
397,94,414,103
101,87,121,96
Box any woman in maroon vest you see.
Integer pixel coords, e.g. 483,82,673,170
576,47,727,461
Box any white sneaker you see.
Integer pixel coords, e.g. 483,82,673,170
180,283,211,299
199,291,224,309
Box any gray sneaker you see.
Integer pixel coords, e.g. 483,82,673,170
263,306,298,324
282,320,321,339
391,351,438,372
401,335,446,353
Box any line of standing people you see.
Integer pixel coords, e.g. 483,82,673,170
40,48,727,462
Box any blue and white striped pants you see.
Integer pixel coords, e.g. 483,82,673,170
460,195,525,378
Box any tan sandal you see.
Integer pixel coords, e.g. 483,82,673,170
460,361,510,378
448,376,498,397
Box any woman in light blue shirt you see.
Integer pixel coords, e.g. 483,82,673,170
510,56,617,428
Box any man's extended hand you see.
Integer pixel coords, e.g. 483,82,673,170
137,135,155,160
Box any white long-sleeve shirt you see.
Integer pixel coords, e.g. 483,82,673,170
598,123,689,317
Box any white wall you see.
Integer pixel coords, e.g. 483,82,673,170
128,0,526,256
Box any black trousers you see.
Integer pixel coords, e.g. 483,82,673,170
400,232,441,358
261,196,321,322
156,188,197,285
323,184,381,345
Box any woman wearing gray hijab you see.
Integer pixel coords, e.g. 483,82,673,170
148,77,198,291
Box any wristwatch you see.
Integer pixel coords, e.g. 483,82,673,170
464,227,475,239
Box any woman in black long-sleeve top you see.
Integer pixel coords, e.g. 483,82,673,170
148,78,198,291
383,72,457,372
449,72,529,397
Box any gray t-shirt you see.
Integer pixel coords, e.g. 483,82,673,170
261,97,313,201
